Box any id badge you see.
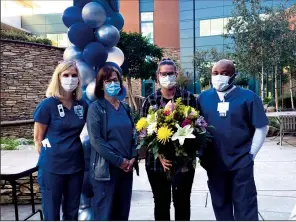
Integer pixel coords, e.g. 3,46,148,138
217,102,229,117
74,105,84,119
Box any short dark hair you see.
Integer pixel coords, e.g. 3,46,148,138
94,66,123,98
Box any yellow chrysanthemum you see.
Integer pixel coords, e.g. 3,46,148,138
136,118,148,132
157,126,173,144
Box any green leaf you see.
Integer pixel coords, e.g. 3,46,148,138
136,140,145,150
152,143,159,155
147,138,156,149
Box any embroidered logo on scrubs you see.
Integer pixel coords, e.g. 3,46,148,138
74,105,84,119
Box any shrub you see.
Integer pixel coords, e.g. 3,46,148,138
0,138,19,150
263,97,272,105
1,29,52,46
268,117,280,129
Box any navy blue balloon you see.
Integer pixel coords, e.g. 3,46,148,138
82,2,106,28
105,62,122,75
75,0,91,9
82,88,93,104
68,22,94,50
95,25,120,49
105,12,124,31
81,136,91,170
93,0,115,15
62,6,83,28
76,60,96,87
83,42,108,67
117,86,127,101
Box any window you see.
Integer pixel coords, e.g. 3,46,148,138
210,18,224,35
200,17,232,37
141,12,153,22
141,12,154,44
46,33,71,47
200,14,267,37
200,20,211,36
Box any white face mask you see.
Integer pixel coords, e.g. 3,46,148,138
211,75,232,92
159,75,177,89
61,77,79,92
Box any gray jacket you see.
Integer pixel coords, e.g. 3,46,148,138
87,98,137,181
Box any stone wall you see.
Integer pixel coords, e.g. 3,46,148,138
0,41,181,138
1,40,64,138
162,48,180,64
1,172,41,204
1,123,34,139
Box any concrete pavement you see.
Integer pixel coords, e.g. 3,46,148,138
1,137,296,220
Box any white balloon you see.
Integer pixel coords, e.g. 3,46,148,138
80,124,89,141
86,79,97,101
63,45,83,61
76,60,97,87
106,47,124,67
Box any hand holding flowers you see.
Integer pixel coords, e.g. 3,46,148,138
136,98,212,179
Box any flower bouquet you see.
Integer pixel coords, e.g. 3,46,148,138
136,98,212,180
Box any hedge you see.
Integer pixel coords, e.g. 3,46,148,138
0,29,52,46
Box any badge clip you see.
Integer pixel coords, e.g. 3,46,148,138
57,104,65,117
217,101,229,118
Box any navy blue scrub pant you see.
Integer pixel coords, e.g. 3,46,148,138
38,169,84,221
207,162,258,221
91,166,133,221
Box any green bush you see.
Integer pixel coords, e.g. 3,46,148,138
1,29,52,46
263,97,272,105
0,138,19,150
268,117,280,129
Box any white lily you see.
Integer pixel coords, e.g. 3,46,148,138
147,122,157,136
172,124,196,146
147,114,153,124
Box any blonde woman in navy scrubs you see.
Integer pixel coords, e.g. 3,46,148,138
33,61,88,220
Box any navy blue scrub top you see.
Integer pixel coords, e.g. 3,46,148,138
106,101,133,160
198,87,268,171
34,97,88,174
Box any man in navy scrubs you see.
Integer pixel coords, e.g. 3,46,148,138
198,60,268,220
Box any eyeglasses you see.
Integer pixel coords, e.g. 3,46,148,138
159,72,176,77
104,79,119,84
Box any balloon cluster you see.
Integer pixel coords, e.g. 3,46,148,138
62,0,126,104
62,1,125,220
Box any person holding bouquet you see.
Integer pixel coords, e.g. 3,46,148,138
198,59,268,220
87,66,137,221
140,58,198,221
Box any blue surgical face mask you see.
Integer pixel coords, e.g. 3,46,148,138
105,81,121,97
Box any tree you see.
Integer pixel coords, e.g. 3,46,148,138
225,0,296,110
193,48,234,89
117,31,163,110
224,0,267,99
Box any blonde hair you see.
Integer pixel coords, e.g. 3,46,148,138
46,61,82,100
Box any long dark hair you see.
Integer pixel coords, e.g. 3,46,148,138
94,66,123,98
